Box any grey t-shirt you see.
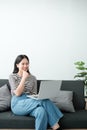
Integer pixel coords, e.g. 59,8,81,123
9,73,37,96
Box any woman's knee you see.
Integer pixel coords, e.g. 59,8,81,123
42,99,52,105
35,106,47,119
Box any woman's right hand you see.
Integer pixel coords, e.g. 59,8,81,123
14,71,29,96
22,70,29,80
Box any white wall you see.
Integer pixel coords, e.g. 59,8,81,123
0,0,87,80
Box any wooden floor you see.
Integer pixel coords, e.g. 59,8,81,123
2,128,87,130
0,129,52,130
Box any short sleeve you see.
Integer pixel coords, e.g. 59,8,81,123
9,74,19,95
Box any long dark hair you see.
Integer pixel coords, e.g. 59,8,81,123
13,54,30,73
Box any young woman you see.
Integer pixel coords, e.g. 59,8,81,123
9,54,63,130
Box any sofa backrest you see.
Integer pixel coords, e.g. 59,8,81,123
0,79,8,87
37,80,85,111
0,79,85,111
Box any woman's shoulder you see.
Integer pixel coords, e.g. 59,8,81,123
9,73,18,79
9,73,17,76
30,73,37,80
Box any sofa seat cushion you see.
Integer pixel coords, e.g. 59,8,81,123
0,110,87,129
0,111,35,129
60,110,87,129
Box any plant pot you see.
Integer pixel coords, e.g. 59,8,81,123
84,85,87,97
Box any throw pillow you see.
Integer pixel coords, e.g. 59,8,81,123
0,84,11,112
50,90,75,112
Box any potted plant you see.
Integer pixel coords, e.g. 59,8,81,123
74,61,87,96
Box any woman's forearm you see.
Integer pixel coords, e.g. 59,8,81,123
14,77,26,96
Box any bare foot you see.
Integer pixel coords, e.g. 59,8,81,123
52,123,60,130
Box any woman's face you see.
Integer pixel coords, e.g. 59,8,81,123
16,58,29,73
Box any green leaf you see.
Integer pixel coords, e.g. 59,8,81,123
74,74,84,78
74,72,87,79
74,61,85,66
76,66,86,70
79,72,87,75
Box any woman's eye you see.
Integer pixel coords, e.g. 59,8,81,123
22,63,28,66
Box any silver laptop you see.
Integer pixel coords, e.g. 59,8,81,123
27,80,62,100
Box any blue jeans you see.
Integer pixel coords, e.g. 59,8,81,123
11,94,63,130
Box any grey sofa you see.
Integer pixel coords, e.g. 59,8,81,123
0,79,87,129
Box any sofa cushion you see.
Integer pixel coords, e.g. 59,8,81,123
60,110,87,129
0,110,87,129
0,111,35,129
61,80,85,110
51,90,75,112
0,84,11,112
